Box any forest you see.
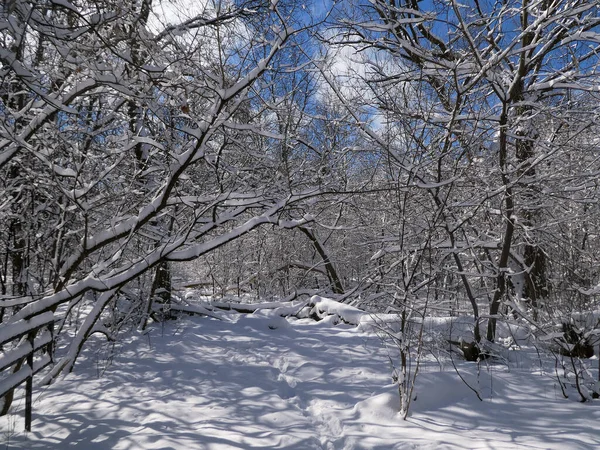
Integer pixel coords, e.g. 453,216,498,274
1,0,600,447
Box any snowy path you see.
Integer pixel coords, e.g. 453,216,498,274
2,312,600,449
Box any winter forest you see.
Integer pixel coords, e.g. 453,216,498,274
1,0,600,448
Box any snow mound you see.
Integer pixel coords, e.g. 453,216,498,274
236,311,291,331
308,295,365,325
353,389,401,422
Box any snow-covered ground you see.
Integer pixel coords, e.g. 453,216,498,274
2,304,600,449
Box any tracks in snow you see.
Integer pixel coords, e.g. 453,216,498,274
231,321,378,450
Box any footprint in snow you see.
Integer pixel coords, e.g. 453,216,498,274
277,373,297,399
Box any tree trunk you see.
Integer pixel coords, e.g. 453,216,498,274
487,109,514,342
299,227,344,295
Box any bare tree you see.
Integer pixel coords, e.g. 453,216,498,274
325,0,600,343
0,0,327,408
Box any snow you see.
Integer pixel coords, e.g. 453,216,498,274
0,312,54,347
0,332,52,373
2,307,600,449
0,367,32,400
309,295,365,325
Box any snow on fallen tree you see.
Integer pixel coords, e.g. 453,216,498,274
305,296,366,325
175,295,367,326
168,301,228,321
173,298,310,319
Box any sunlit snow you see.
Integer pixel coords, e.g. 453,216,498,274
2,302,599,449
